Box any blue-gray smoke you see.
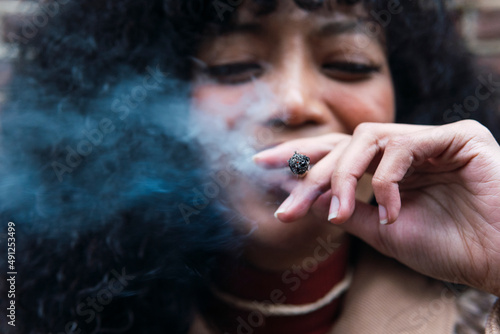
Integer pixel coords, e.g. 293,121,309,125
0,66,214,239
0,62,290,246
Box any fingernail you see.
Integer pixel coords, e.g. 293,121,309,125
274,195,294,219
379,205,388,225
252,152,263,162
328,196,340,222
252,150,270,162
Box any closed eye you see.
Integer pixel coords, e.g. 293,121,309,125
322,62,381,81
205,62,264,85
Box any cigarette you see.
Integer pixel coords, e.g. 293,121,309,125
288,151,310,176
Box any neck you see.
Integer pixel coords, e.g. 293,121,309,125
206,237,351,334
242,231,347,272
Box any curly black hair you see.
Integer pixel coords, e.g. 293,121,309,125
1,0,499,333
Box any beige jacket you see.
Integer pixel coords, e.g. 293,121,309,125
189,245,500,334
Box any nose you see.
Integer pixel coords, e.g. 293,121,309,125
266,55,331,128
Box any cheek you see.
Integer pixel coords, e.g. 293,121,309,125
323,77,395,132
191,85,251,127
192,85,246,108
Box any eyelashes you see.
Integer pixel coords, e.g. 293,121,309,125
322,62,381,74
321,62,381,81
203,61,381,85
204,63,264,85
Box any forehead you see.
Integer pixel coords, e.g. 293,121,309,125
203,0,384,51
235,0,369,25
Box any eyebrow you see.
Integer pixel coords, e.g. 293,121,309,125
317,20,365,37
218,23,264,36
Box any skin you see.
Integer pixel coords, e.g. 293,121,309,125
191,0,393,270
191,0,500,297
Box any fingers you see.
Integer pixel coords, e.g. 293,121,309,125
274,139,351,222
256,122,462,225
331,123,453,225
370,138,413,224
328,127,381,224
329,125,433,225
261,123,424,223
252,133,350,168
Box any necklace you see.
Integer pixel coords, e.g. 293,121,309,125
210,269,353,317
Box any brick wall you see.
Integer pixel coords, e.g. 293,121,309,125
457,0,500,73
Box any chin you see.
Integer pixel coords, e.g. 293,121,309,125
230,190,337,247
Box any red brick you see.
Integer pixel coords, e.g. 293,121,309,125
476,10,500,40
477,56,500,74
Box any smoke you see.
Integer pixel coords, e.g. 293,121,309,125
0,66,201,238
0,60,294,244
187,79,294,205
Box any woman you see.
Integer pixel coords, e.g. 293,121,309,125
1,0,500,333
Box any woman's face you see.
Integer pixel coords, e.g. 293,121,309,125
190,0,395,269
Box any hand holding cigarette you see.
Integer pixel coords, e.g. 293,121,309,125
253,120,500,297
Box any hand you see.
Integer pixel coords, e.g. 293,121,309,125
253,120,500,296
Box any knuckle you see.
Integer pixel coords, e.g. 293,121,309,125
353,122,376,136
330,170,344,186
331,169,352,182
386,135,409,149
465,120,494,141
459,119,485,131
310,177,325,191
306,173,329,193
371,175,391,191
454,120,496,145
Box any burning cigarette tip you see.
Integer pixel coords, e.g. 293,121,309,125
288,151,310,176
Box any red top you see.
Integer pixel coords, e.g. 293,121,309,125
207,239,350,334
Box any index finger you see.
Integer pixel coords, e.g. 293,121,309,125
252,133,350,168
